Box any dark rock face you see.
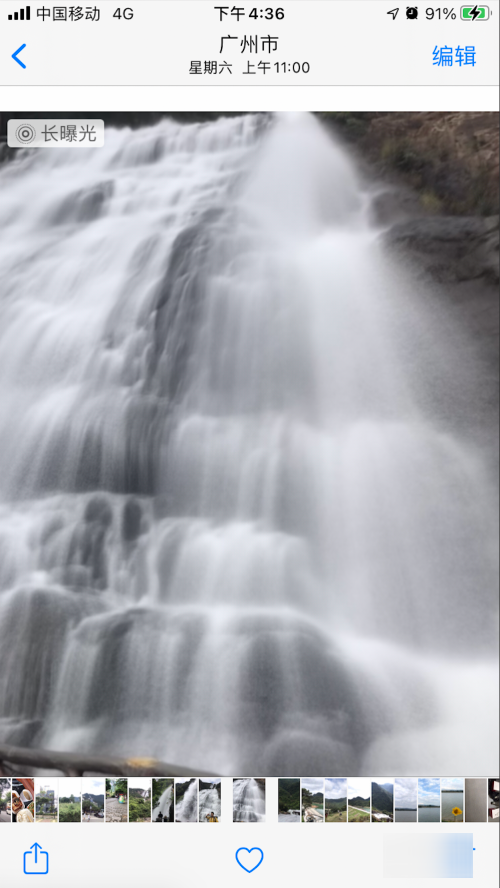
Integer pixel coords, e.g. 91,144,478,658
0,586,104,721
48,181,114,225
122,498,143,542
386,215,499,285
58,606,181,728
84,495,113,527
51,564,91,590
71,495,114,589
384,211,499,485
150,209,224,401
236,616,370,773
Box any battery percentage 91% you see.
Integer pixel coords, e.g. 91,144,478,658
426,7,457,16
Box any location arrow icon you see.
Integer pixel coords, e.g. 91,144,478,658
12,43,27,68
387,8,399,18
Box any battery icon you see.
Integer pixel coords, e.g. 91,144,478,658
461,5,490,19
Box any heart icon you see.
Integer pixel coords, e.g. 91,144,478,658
235,847,264,873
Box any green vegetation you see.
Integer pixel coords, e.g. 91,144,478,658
59,800,81,822
175,780,193,803
278,779,300,814
348,807,370,822
129,795,151,822
348,796,370,808
82,793,103,815
36,789,57,818
318,111,499,217
82,799,100,815
326,809,347,822
106,777,127,798
378,136,496,216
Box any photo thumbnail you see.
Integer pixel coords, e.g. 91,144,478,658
10,778,34,823
82,778,105,822
59,778,81,822
0,778,11,822
464,778,487,823
371,778,394,822
152,778,174,822
348,779,371,822
129,778,151,822
441,778,464,823
488,779,499,822
418,778,441,822
394,778,417,823
199,778,221,822
105,778,127,823
301,778,324,822
278,778,300,822
35,778,58,823
325,778,347,822
233,778,266,822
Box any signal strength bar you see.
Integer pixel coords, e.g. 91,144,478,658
8,6,31,19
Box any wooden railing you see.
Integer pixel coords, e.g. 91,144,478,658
0,743,218,778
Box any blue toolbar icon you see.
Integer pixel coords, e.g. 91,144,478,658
23,843,49,875
12,43,27,68
235,847,264,873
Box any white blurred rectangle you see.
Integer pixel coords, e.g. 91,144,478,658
384,834,474,878
7,119,104,148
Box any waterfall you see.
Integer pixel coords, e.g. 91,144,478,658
152,783,173,821
233,778,265,822
199,785,221,821
175,779,198,822
0,112,497,776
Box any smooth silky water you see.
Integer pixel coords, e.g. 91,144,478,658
152,783,173,822
0,113,497,776
175,779,198,822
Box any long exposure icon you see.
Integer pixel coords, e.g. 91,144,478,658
15,122,35,144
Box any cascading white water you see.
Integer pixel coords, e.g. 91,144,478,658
0,113,497,776
175,779,198,822
199,784,221,821
233,778,266,822
152,783,173,821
